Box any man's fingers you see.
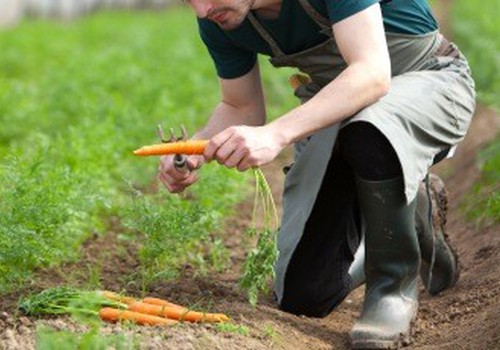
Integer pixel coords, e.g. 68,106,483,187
160,164,191,181
236,155,254,172
158,170,198,193
204,129,233,160
224,147,249,168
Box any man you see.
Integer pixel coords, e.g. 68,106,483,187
157,0,476,348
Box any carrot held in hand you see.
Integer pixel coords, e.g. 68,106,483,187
133,140,209,156
99,307,178,326
128,302,230,323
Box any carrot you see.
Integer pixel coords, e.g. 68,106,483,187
133,140,209,156
289,73,311,90
98,291,137,305
128,302,230,323
99,307,178,326
143,297,184,309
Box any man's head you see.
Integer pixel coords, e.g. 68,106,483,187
187,0,256,30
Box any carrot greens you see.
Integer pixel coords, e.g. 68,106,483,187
19,287,122,317
240,168,280,306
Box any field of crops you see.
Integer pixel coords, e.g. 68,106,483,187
0,7,295,296
0,2,498,349
451,0,499,225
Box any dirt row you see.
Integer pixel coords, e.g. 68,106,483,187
0,102,498,350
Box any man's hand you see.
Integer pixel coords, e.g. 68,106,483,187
157,155,204,193
204,125,285,171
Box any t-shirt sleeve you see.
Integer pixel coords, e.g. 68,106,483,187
325,0,379,24
198,19,257,79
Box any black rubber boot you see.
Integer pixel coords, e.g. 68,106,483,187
350,177,420,349
348,235,365,290
416,174,460,295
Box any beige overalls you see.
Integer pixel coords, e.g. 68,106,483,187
247,0,475,313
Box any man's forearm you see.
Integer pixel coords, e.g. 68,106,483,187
267,61,390,147
194,100,266,140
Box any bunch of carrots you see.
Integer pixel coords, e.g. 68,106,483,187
99,291,229,327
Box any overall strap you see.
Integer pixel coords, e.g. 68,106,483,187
247,12,285,57
297,0,331,30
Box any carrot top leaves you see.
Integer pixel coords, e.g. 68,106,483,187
19,287,123,317
240,168,279,306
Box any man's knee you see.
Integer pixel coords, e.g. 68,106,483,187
339,121,402,180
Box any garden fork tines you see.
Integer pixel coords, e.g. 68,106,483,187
157,124,188,143
157,124,189,172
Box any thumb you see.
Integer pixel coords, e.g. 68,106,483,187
186,155,204,171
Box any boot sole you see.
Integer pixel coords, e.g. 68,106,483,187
351,309,417,349
351,326,413,349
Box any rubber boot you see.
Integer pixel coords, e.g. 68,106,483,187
348,174,460,296
416,174,460,295
350,177,420,349
348,235,365,290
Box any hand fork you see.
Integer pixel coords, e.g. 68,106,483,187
157,124,189,173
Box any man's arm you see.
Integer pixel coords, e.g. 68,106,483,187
204,3,391,170
158,62,266,192
267,2,391,144
196,62,267,139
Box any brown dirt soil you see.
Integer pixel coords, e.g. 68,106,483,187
0,104,498,350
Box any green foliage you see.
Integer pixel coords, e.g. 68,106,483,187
240,169,279,306
0,8,297,295
0,9,250,292
0,155,101,292
451,0,500,108
123,163,248,289
262,323,279,342
463,138,500,226
24,287,137,349
18,287,117,317
451,0,500,225
36,326,138,350
215,322,250,336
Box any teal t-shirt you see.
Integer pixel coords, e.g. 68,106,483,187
198,0,438,79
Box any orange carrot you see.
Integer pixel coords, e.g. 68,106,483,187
133,140,209,156
99,291,137,305
128,302,229,323
99,307,178,326
289,73,311,90
143,297,184,309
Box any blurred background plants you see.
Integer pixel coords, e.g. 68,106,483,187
0,0,497,303
451,0,499,226
0,8,295,294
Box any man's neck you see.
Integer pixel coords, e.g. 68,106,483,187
251,0,283,20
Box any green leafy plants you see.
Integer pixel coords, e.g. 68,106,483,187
452,0,499,108
463,138,500,227
215,322,250,336
0,8,295,299
19,287,119,317
240,169,280,306
123,163,248,290
0,154,101,293
451,0,499,226
36,326,138,350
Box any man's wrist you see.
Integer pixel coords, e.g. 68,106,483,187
266,121,293,149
